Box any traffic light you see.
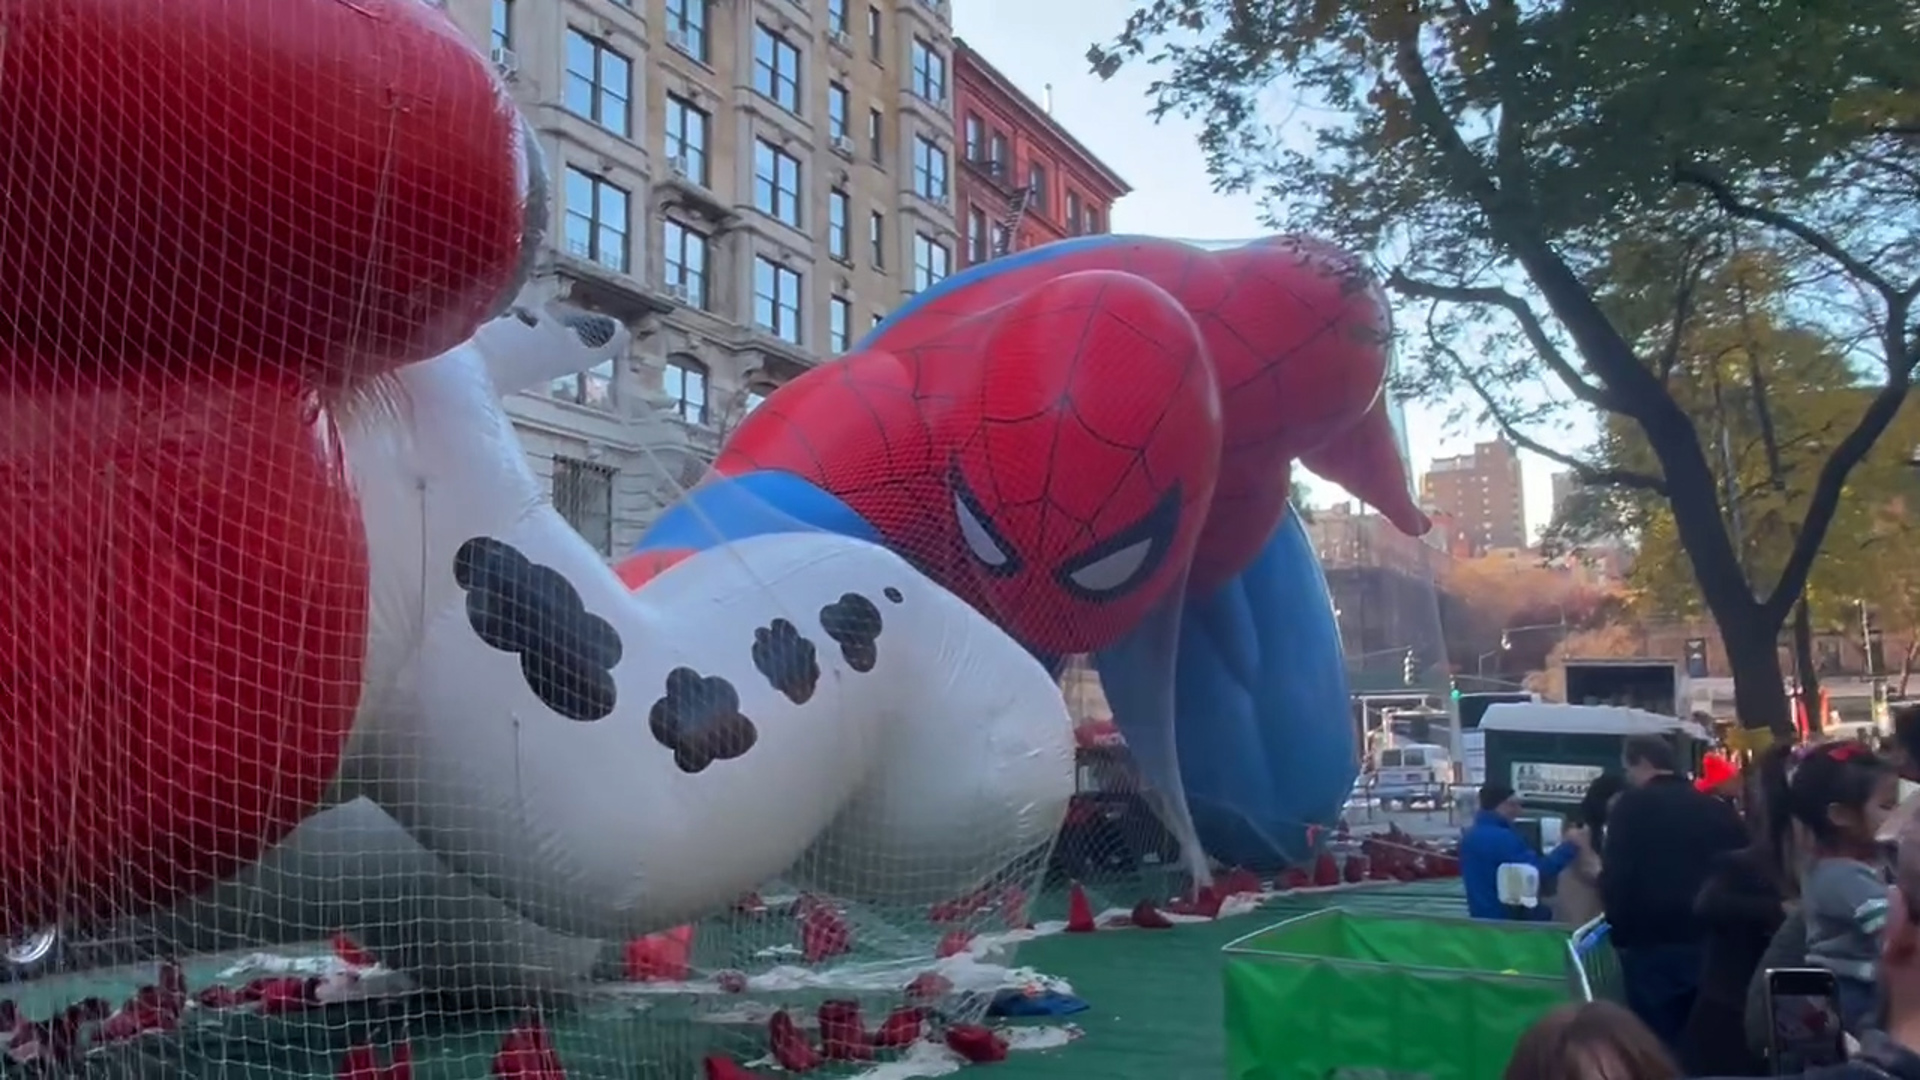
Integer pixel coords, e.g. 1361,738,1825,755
1402,648,1417,686
1450,681,1462,702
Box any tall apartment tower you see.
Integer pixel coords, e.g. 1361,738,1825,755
951,40,1130,266
1549,470,1581,526
440,0,957,552
1419,438,1527,554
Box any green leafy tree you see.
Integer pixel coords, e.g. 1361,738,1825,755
1093,0,1920,736
1290,477,1315,522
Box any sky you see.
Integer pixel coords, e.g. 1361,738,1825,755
950,0,1569,538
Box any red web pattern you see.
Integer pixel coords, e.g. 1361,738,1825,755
724,236,1398,604
719,266,1225,655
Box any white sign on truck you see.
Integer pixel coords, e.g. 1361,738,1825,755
1511,761,1605,803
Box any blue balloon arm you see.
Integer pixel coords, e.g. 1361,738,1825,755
633,471,881,552
1096,512,1357,869
1090,597,1208,883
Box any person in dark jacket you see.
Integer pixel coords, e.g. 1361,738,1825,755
1684,747,1799,1076
1461,783,1585,920
1602,733,1749,1057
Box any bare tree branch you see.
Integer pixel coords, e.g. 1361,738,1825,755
1426,325,1669,494
1762,378,1916,623
1675,165,1910,301
1654,238,1710,382
1389,271,1622,411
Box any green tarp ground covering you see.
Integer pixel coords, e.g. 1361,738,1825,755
1222,908,1576,1080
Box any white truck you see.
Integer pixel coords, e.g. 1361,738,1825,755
1562,657,1688,718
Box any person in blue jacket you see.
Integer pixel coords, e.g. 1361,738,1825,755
1461,782,1588,920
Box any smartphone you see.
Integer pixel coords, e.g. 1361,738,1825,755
1765,968,1845,1074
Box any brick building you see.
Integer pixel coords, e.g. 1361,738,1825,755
1421,438,1528,554
951,40,1129,266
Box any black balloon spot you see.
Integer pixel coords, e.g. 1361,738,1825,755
560,312,618,348
883,586,904,604
819,592,884,674
453,537,623,722
752,618,822,705
649,667,759,773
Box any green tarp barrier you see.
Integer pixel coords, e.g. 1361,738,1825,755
1223,909,1578,1080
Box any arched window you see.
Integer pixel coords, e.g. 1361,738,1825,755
663,355,710,425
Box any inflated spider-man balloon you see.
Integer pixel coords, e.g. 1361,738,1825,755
629,236,1432,866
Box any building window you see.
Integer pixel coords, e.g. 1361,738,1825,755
871,310,887,329
490,0,512,48
665,0,708,63
1027,161,1049,211
964,113,983,160
828,189,850,261
752,25,802,114
869,210,886,268
662,220,709,309
549,354,615,408
827,83,850,141
991,221,1010,257
912,136,948,201
553,457,616,555
1085,206,1103,234
662,356,710,425
829,295,851,354
867,5,882,62
1066,191,1083,235
752,140,802,227
744,388,769,414
562,167,629,273
827,0,848,33
868,107,884,164
563,31,632,137
664,95,711,186
753,256,803,344
988,131,1009,177
912,233,950,293
909,38,946,103
966,208,988,263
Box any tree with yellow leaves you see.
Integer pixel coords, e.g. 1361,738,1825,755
1560,250,1920,707
1094,0,1920,737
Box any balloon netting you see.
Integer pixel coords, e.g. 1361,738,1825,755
0,1,1450,1075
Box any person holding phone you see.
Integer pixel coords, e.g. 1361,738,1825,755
1791,742,1902,1034
1699,796,1920,1079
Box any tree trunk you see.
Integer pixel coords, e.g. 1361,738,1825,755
1793,600,1822,735
1721,615,1795,740
1900,639,1916,699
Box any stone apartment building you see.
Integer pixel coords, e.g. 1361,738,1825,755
441,0,958,553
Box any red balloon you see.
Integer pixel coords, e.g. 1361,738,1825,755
0,0,529,384
0,376,367,932
938,271,1221,653
721,271,1222,656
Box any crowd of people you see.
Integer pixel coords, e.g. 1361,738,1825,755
1466,703,1920,1078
